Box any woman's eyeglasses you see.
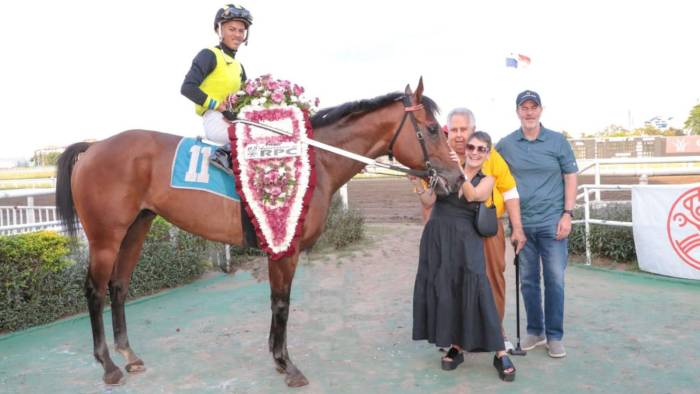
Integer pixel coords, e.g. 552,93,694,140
466,144,489,154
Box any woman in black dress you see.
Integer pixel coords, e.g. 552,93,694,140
412,131,516,381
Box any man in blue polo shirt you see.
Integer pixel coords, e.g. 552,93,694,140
496,90,578,358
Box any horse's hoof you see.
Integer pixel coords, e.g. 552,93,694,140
103,368,125,385
125,359,146,373
285,372,309,387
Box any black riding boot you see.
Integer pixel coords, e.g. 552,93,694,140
210,144,233,175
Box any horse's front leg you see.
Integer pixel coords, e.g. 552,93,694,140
267,251,308,387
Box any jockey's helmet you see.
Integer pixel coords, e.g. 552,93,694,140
214,4,253,31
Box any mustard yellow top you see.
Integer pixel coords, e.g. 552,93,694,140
481,149,517,218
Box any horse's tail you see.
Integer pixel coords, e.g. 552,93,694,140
56,141,92,237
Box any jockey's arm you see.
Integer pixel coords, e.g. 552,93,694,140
180,48,217,106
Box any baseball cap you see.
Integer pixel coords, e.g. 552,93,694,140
516,90,541,106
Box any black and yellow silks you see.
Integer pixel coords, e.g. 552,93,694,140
195,47,243,116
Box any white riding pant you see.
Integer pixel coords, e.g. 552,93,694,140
202,110,231,144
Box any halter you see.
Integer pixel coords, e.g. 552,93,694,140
386,95,437,181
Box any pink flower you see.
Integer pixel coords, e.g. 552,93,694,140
268,186,283,198
293,84,304,96
266,79,279,91
245,82,256,95
264,171,277,185
271,91,285,104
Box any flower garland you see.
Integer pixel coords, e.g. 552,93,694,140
227,74,319,115
228,75,317,260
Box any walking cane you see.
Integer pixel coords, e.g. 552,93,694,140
508,246,527,356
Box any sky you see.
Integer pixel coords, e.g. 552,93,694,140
1,0,698,160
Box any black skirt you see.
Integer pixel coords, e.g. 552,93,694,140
412,195,504,352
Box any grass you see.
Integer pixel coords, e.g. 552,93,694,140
0,167,56,181
0,166,57,190
0,182,55,190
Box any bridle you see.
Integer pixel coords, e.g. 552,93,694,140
386,95,439,185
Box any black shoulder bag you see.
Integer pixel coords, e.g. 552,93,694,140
474,190,498,237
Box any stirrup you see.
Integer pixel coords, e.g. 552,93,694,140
209,145,233,175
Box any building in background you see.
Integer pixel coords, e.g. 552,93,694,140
644,116,673,130
32,146,65,167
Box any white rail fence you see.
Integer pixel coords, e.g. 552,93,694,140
573,184,634,266
0,189,69,235
571,157,700,265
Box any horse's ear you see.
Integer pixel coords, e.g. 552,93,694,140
415,77,424,102
404,83,412,96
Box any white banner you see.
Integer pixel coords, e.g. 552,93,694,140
632,183,700,280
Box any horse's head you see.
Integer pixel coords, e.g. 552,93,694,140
388,78,464,196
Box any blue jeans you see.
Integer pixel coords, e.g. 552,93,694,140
519,224,568,341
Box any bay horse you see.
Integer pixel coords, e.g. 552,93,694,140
56,79,462,387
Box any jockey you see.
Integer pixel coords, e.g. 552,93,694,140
180,4,253,173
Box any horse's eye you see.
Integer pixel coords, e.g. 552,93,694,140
428,124,439,135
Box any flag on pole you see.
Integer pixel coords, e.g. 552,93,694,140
505,53,532,68
517,54,531,65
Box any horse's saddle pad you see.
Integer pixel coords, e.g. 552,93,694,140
170,138,240,201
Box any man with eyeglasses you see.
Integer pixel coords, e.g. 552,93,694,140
411,107,527,350
496,90,578,358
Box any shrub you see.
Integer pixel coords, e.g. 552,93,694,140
314,194,365,250
569,203,636,263
0,231,83,331
126,217,209,297
0,218,211,332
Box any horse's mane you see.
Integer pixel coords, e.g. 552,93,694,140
310,92,440,129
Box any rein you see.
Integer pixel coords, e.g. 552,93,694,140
230,95,437,180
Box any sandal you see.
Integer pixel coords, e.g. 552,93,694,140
441,347,464,371
493,354,516,382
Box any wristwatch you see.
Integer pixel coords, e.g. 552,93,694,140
562,209,574,218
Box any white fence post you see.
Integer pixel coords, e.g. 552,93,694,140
594,162,601,202
584,186,592,266
27,196,35,224
339,184,349,210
